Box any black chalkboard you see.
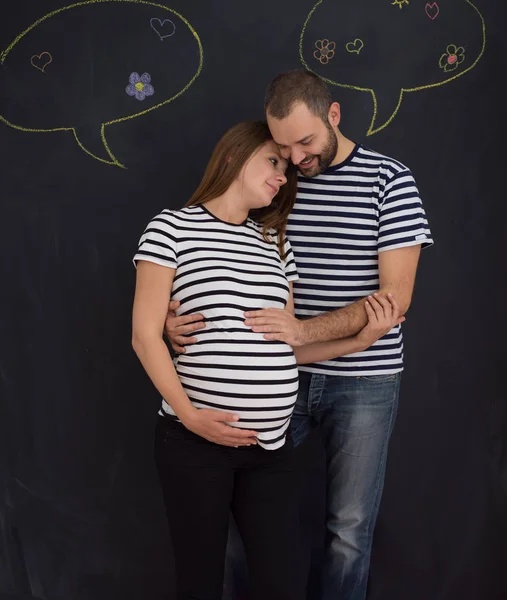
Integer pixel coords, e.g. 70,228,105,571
1,1,505,599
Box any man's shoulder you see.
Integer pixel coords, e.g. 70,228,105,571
357,145,411,175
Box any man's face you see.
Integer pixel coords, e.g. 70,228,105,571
267,102,338,177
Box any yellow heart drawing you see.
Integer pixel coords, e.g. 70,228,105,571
346,38,364,54
30,52,52,73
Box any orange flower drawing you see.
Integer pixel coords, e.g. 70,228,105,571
314,39,336,64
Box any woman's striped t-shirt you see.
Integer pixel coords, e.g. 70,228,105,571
134,204,299,450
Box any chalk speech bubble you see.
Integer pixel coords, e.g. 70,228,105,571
0,0,203,168
300,0,486,135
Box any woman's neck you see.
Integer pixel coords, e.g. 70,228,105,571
203,184,249,225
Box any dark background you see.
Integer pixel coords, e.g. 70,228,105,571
1,1,505,599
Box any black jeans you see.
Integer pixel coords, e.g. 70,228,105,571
154,416,304,600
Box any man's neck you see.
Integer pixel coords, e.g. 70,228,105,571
329,130,356,168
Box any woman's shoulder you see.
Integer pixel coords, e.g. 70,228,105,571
148,205,205,227
246,217,278,236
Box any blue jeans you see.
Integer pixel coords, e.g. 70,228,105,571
293,370,401,600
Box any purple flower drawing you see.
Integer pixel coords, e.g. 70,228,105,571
125,72,154,101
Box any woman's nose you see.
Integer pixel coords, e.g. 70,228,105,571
276,172,287,185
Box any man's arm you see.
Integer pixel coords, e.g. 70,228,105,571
244,244,421,346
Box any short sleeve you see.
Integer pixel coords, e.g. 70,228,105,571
133,210,179,269
281,236,299,282
378,169,434,252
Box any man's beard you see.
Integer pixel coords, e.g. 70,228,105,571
298,123,338,177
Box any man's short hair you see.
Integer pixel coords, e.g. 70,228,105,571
264,70,332,122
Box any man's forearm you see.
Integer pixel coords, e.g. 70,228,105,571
299,297,369,345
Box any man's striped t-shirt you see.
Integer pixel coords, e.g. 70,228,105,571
287,144,433,377
134,205,299,449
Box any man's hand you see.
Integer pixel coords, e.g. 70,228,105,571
355,293,405,351
164,300,205,353
244,309,306,346
181,408,258,447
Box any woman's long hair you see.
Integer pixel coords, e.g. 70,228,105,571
185,120,297,255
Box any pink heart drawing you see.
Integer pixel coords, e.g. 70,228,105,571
425,2,440,20
150,18,176,40
30,51,52,73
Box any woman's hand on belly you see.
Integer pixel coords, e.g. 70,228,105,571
181,408,258,447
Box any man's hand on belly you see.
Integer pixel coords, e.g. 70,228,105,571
164,300,205,353
244,308,305,347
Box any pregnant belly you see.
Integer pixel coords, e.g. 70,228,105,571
173,352,299,442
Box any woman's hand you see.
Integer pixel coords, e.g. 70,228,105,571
355,293,406,351
180,408,258,447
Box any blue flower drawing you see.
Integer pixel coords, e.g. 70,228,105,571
125,72,154,101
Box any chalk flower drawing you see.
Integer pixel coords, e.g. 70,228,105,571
391,0,409,8
314,39,336,64
439,45,465,72
125,72,155,100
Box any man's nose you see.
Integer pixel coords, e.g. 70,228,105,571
291,149,306,165
280,147,291,160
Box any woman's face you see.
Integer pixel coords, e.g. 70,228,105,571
238,140,288,210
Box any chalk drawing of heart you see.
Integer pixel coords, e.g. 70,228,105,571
30,51,52,73
346,39,364,54
425,2,440,20
150,18,176,40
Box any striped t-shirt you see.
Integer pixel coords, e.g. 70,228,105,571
134,204,299,450
287,144,433,377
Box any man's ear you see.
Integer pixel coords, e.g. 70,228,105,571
328,102,341,128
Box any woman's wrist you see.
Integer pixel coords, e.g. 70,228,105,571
352,334,370,354
177,403,198,426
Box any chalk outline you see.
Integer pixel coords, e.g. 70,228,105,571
0,0,204,168
425,2,440,20
299,0,486,135
314,39,336,64
391,0,409,9
30,51,52,72
438,44,465,71
150,17,176,40
345,38,364,54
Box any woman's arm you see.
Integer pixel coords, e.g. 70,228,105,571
132,261,199,421
285,285,404,365
132,261,258,446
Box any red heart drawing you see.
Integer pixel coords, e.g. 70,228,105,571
31,52,52,73
425,2,440,20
